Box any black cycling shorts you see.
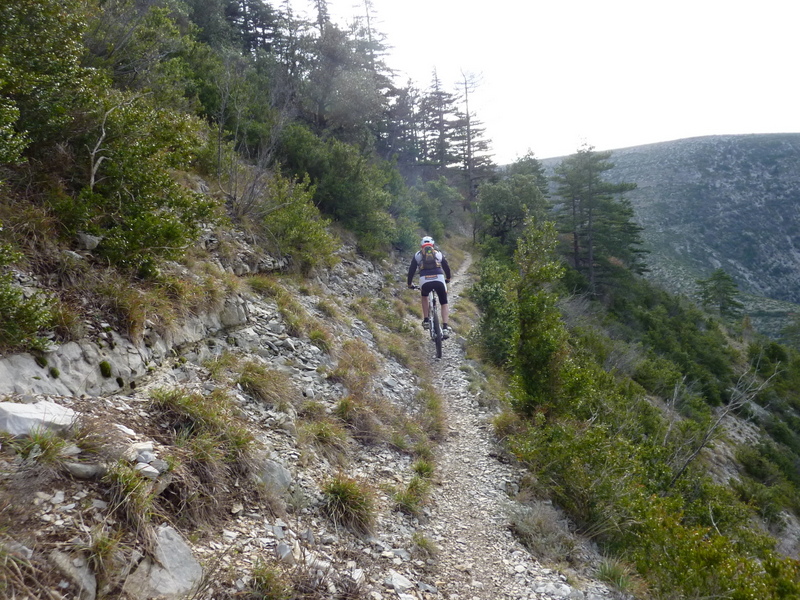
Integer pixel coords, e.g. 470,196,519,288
420,280,448,305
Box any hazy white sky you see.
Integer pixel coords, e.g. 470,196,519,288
292,0,800,163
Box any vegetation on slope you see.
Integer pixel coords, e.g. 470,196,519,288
3,1,800,598
0,0,485,351
472,150,800,599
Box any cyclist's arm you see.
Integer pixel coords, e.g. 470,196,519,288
441,257,452,282
407,256,418,287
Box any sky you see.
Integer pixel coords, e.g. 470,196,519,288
290,0,800,163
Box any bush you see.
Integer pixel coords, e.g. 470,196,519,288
0,240,53,352
56,92,218,276
322,474,375,534
468,257,519,368
260,174,338,275
278,123,401,255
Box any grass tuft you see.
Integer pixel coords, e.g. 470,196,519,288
249,560,292,599
237,360,295,407
299,419,349,463
412,459,435,478
11,428,70,465
394,475,430,516
330,339,380,398
596,556,648,597
507,501,576,563
322,474,375,535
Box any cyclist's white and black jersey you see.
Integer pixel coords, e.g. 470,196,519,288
407,250,451,288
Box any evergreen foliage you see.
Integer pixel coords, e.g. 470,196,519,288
0,233,52,352
552,146,646,291
476,172,548,251
472,146,800,596
697,267,745,319
5,1,800,596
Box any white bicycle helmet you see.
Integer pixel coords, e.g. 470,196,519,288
421,236,434,247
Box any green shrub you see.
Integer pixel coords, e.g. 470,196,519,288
0,242,53,352
54,92,218,276
322,475,375,534
394,475,430,516
278,123,400,255
468,257,519,368
260,174,338,275
248,561,291,600
633,354,683,395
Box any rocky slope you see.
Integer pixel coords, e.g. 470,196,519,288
0,241,614,600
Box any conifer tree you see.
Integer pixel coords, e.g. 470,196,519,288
417,71,459,169
452,71,494,211
697,268,744,318
552,146,641,291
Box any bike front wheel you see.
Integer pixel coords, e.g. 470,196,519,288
432,306,442,359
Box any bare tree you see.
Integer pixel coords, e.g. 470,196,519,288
664,366,779,490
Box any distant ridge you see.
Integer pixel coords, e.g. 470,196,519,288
543,134,800,313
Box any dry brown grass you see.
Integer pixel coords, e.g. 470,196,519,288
507,500,577,563
237,359,297,408
330,339,380,398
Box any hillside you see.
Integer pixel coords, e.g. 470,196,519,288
543,134,800,332
6,2,800,597
0,236,617,600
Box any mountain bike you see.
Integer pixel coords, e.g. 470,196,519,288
412,285,443,359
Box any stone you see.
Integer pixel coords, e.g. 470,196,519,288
276,542,294,564
392,548,411,561
300,528,315,545
64,462,107,479
0,400,76,436
385,569,414,593
134,463,160,479
122,526,203,600
3,540,33,560
253,458,293,493
149,459,169,473
50,550,96,600
76,233,102,250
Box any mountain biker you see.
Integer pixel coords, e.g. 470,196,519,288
407,236,453,338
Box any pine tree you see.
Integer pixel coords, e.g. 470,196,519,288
697,268,744,318
417,71,459,169
452,71,494,211
552,146,640,291
506,151,549,197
